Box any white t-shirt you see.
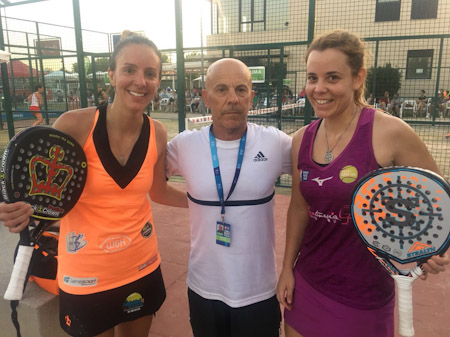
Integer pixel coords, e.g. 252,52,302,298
166,123,291,307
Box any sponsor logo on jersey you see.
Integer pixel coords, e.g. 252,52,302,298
407,242,435,258
123,292,144,314
301,169,310,181
63,275,97,287
253,151,268,162
339,165,358,183
311,176,333,186
141,222,153,238
100,235,131,253
66,231,87,254
139,254,159,271
309,209,340,223
65,315,71,327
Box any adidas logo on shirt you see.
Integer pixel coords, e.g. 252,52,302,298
253,151,268,162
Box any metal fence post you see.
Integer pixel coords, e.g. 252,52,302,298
0,14,14,138
72,0,87,108
175,0,186,132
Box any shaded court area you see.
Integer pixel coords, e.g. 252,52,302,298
149,182,449,337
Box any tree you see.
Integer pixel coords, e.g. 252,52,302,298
366,63,402,99
185,52,201,61
72,57,110,74
161,53,170,63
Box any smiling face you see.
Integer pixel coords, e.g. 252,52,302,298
203,58,254,140
108,43,161,113
306,48,365,119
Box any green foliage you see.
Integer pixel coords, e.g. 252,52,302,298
185,52,201,60
72,57,110,74
161,53,170,63
366,63,402,98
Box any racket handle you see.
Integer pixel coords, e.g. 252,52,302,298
3,245,34,301
392,267,422,337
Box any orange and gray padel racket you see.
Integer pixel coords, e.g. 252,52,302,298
1,126,87,301
351,166,450,337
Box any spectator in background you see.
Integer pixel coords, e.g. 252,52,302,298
366,92,374,106
299,86,306,98
87,90,95,107
389,92,404,117
416,89,427,117
185,89,192,110
97,87,107,105
191,91,201,112
434,91,446,118
378,90,390,111
27,83,43,126
167,89,176,112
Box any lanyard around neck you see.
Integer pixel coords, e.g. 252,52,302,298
209,126,247,221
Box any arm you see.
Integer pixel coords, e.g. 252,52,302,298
37,92,43,106
279,130,293,175
148,120,188,208
277,128,310,310
373,111,449,278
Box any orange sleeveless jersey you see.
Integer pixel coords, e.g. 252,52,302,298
58,110,160,295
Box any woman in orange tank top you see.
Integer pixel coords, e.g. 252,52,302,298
1,31,188,337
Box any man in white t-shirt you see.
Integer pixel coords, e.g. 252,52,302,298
166,58,292,337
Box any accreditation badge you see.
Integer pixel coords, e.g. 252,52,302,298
216,221,231,247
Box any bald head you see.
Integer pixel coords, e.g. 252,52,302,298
202,58,254,140
205,58,252,89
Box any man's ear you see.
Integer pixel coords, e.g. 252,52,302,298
202,89,210,108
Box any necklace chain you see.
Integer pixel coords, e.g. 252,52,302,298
108,119,142,165
324,107,358,163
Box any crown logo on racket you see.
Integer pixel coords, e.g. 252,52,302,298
29,145,74,200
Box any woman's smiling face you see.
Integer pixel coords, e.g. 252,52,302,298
306,48,363,118
108,43,161,112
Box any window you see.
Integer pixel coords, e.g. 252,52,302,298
406,50,434,79
211,0,288,34
375,0,401,22
240,0,266,32
212,1,239,34
411,0,438,20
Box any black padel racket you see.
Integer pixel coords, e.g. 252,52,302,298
1,126,87,301
351,167,450,337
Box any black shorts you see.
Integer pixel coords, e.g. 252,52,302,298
59,266,166,337
188,288,281,337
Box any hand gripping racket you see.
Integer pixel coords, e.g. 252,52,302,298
351,166,450,337
1,126,87,301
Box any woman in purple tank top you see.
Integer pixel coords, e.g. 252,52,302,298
276,30,449,337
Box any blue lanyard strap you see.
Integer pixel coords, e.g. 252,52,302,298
209,126,247,221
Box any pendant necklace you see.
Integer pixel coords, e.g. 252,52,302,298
324,107,358,163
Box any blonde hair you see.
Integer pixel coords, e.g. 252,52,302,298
305,30,368,107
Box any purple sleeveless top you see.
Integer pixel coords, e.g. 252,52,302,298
295,108,394,309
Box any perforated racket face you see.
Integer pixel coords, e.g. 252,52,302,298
0,126,87,221
351,167,450,264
